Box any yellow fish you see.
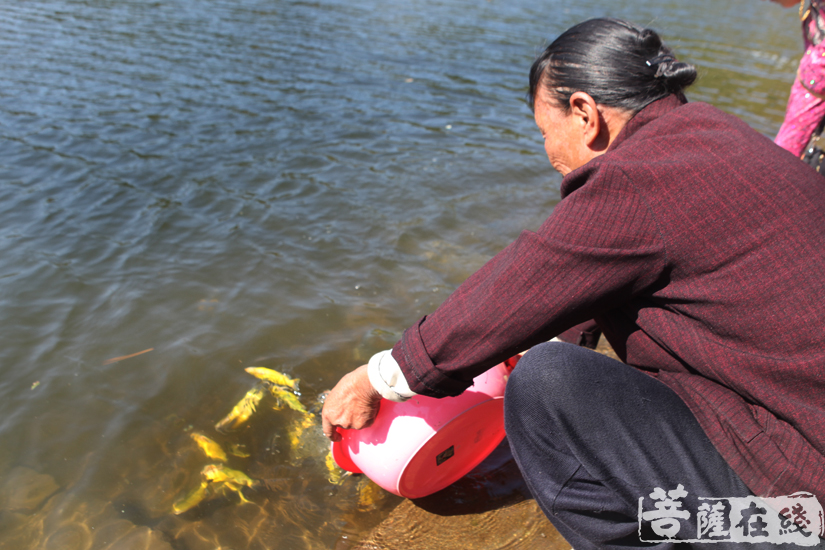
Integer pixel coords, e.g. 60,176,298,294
219,480,253,504
269,385,308,414
286,413,317,451
244,367,299,390
201,464,256,488
357,478,385,511
190,432,227,462
215,385,266,432
172,481,209,515
325,449,349,485
229,443,250,458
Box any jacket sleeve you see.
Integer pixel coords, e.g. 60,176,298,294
391,163,669,397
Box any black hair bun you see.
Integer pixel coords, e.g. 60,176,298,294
658,59,697,92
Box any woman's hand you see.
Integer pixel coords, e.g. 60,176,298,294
321,364,382,441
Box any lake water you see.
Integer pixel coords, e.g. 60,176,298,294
0,0,803,548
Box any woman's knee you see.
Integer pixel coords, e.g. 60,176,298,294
506,341,594,403
504,340,634,432
505,342,587,427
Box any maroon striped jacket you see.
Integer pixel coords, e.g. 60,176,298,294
392,94,825,499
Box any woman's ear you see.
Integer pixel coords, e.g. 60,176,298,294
569,91,631,154
568,92,606,150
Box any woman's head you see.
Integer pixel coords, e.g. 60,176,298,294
528,18,697,114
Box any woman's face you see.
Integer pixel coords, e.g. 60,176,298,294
533,94,583,176
532,85,632,176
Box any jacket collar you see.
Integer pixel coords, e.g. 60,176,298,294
608,93,687,152
559,94,687,199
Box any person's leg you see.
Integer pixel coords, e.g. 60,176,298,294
504,341,757,549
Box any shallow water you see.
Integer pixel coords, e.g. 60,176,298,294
0,0,803,548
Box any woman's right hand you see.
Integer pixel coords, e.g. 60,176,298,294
321,364,382,442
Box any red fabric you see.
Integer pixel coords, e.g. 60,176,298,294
392,94,825,499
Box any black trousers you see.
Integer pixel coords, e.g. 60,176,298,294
503,342,805,549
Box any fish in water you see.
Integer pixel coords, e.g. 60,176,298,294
325,449,349,485
217,479,253,503
215,385,266,432
202,464,256,503
201,464,256,488
190,432,227,462
357,478,386,511
286,413,317,451
244,366,299,390
172,481,209,515
229,443,250,458
172,464,258,513
269,385,308,414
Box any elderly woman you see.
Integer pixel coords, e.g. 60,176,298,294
322,18,825,549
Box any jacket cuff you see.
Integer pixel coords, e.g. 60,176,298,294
367,350,416,402
391,316,473,397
